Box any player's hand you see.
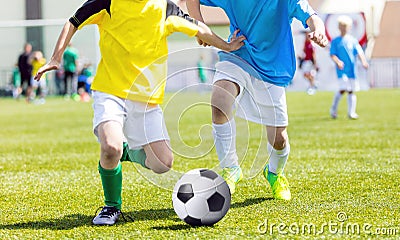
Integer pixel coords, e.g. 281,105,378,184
34,59,60,81
337,60,344,70
228,29,246,52
362,62,369,69
308,31,328,48
196,37,209,47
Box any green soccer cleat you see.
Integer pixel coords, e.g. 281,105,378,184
263,165,291,200
221,166,243,194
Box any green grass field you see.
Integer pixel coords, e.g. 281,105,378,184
0,89,399,239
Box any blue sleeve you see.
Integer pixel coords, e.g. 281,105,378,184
289,0,316,28
330,40,337,56
199,0,218,7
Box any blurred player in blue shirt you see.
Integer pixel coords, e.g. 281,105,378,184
330,15,369,120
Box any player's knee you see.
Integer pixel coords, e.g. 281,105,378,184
273,139,286,150
211,105,229,121
101,142,122,161
273,134,288,150
152,153,173,174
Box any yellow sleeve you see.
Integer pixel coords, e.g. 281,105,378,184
165,15,199,37
69,0,110,29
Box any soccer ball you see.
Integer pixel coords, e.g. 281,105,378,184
172,169,231,226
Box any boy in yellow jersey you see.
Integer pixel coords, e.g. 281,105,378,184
30,51,47,104
34,0,245,225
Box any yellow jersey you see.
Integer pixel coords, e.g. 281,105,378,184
69,0,199,104
31,58,47,81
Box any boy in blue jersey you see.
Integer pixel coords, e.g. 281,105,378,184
330,15,369,120
187,0,328,200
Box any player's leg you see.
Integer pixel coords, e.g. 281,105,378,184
249,81,291,200
303,61,316,95
330,76,347,119
24,75,33,102
63,72,68,96
92,91,126,225
30,77,38,102
121,139,173,174
347,78,359,119
211,79,243,194
122,102,173,174
143,140,173,174
93,121,125,225
264,126,291,200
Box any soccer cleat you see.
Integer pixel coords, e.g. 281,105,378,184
330,109,337,119
92,206,121,225
348,113,359,120
306,87,316,95
221,166,243,194
263,165,291,200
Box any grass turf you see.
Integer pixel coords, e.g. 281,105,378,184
0,89,399,239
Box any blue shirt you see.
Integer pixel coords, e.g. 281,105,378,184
200,0,315,86
330,35,363,79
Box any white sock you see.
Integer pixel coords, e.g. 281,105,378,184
331,91,342,113
267,142,290,175
347,93,357,115
212,119,239,169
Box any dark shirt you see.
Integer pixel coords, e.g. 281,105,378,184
18,52,32,79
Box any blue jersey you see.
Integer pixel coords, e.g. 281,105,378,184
200,0,315,86
330,35,363,79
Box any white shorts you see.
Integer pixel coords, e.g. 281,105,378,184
213,61,288,127
338,75,359,92
31,77,47,89
92,91,169,149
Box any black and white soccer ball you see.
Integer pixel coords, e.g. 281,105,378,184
172,168,231,226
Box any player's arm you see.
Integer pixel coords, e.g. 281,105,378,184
196,24,245,52
358,53,369,69
187,0,243,50
331,54,344,70
306,15,329,48
186,0,207,46
356,46,369,69
34,22,77,81
167,0,245,52
34,0,109,80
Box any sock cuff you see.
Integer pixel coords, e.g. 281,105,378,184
267,141,290,155
212,118,236,135
98,162,122,176
128,149,149,169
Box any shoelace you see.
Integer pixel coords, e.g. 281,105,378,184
93,206,134,222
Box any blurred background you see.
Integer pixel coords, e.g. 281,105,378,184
0,0,398,96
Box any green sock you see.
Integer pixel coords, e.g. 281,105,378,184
120,142,148,169
98,162,122,210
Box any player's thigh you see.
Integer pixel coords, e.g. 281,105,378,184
92,91,126,154
266,126,288,150
123,101,169,150
211,80,239,112
97,120,124,151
